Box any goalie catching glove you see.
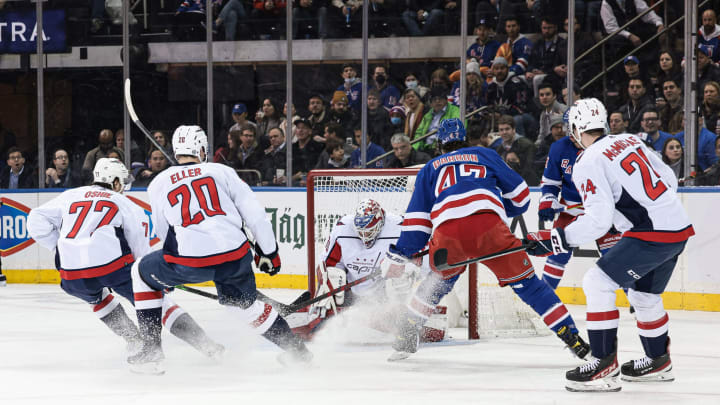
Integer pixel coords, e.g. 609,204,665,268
524,228,570,257
253,242,281,276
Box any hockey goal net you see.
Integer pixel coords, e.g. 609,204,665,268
306,169,549,339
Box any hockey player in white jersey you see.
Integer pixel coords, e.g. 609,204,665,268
288,199,441,340
26,158,222,362
130,125,311,374
524,98,695,392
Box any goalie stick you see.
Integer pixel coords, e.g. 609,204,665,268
124,78,178,165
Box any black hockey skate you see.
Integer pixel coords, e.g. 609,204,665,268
0,273,7,287
565,351,621,392
557,326,591,359
127,343,165,375
620,339,674,382
388,317,420,362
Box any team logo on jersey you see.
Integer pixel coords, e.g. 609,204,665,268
0,197,35,256
126,195,161,246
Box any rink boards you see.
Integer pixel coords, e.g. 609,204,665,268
1,187,719,311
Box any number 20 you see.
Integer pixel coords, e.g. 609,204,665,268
168,177,226,227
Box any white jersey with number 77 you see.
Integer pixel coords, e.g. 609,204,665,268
564,133,694,247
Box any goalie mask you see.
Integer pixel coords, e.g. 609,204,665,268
172,125,208,161
93,158,133,191
354,199,385,248
567,98,608,149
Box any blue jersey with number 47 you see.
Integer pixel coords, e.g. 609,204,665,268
394,146,530,257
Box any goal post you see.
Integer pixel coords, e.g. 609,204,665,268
306,168,549,340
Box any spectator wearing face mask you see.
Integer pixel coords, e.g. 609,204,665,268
402,71,429,101
389,105,406,135
337,63,363,112
370,65,400,109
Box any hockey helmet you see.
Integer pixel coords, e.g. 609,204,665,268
172,125,208,161
437,118,466,146
93,158,132,191
353,198,386,248
567,98,608,149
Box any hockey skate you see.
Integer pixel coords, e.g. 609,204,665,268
565,352,621,392
0,273,6,287
127,343,165,375
557,326,591,359
387,320,420,362
620,352,673,382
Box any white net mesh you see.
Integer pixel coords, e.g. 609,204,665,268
309,169,549,339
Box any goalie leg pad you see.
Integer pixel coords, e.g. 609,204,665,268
509,274,576,334
326,266,347,305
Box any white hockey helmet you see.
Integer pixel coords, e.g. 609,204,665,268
172,125,208,161
93,158,132,191
568,98,608,149
353,198,385,248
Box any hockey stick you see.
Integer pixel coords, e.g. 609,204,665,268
432,244,531,272
124,78,178,165
175,284,296,316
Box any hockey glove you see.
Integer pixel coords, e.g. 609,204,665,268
524,228,570,257
253,242,281,276
380,245,412,279
538,194,559,222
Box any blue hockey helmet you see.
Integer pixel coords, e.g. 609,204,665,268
437,118,466,145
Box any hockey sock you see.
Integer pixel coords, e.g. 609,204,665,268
167,312,216,352
509,275,577,334
136,307,163,346
541,254,570,289
98,303,140,342
640,331,669,359
588,328,618,359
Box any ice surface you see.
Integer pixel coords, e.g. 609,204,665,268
1,285,719,405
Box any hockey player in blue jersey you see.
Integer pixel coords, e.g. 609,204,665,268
525,98,694,392
538,111,621,289
379,118,589,361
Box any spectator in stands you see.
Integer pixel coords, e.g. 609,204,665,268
655,51,683,94
402,71,429,101
316,138,350,169
133,149,169,188
533,114,564,175
674,114,719,171
451,60,487,113
256,98,283,141
486,56,537,139
314,122,354,167
45,148,81,188
661,137,684,181
699,9,720,63
328,90,359,136
503,150,539,184
337,63,363,112
658,78,683,134
467,19,501,74
696,45,720,104
214,130,241,164
147,130,173,161
293,0,328,39
402,0,445,36
371,65,401,109
82,129,124,176
608,110,629,134
600,0,664,72
215,0,249,40
367,89,393,150
385,133,431,168
351,127,385,168
638,108,672,152
696,137,720,185
115,129,144,165
402,88,426,140
495,114,538,185
291,118,324,184
414,86,460,154
561,82,581,105
526,17,565,96
250,0,287,39
175,0,222,41
230,102,258,133
619,78,653,132
497,0,533,34
467,119,500,149
1,147,35,189
474,1,498,30
620,56,654,100
429,67,452,90
498,17,533,77
307,94,331,142
389,105,406,135
260,127,288,186
535,82,567,144
280,102,301,141
560,16,598,92
701,81,720,136
235,125,265,185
